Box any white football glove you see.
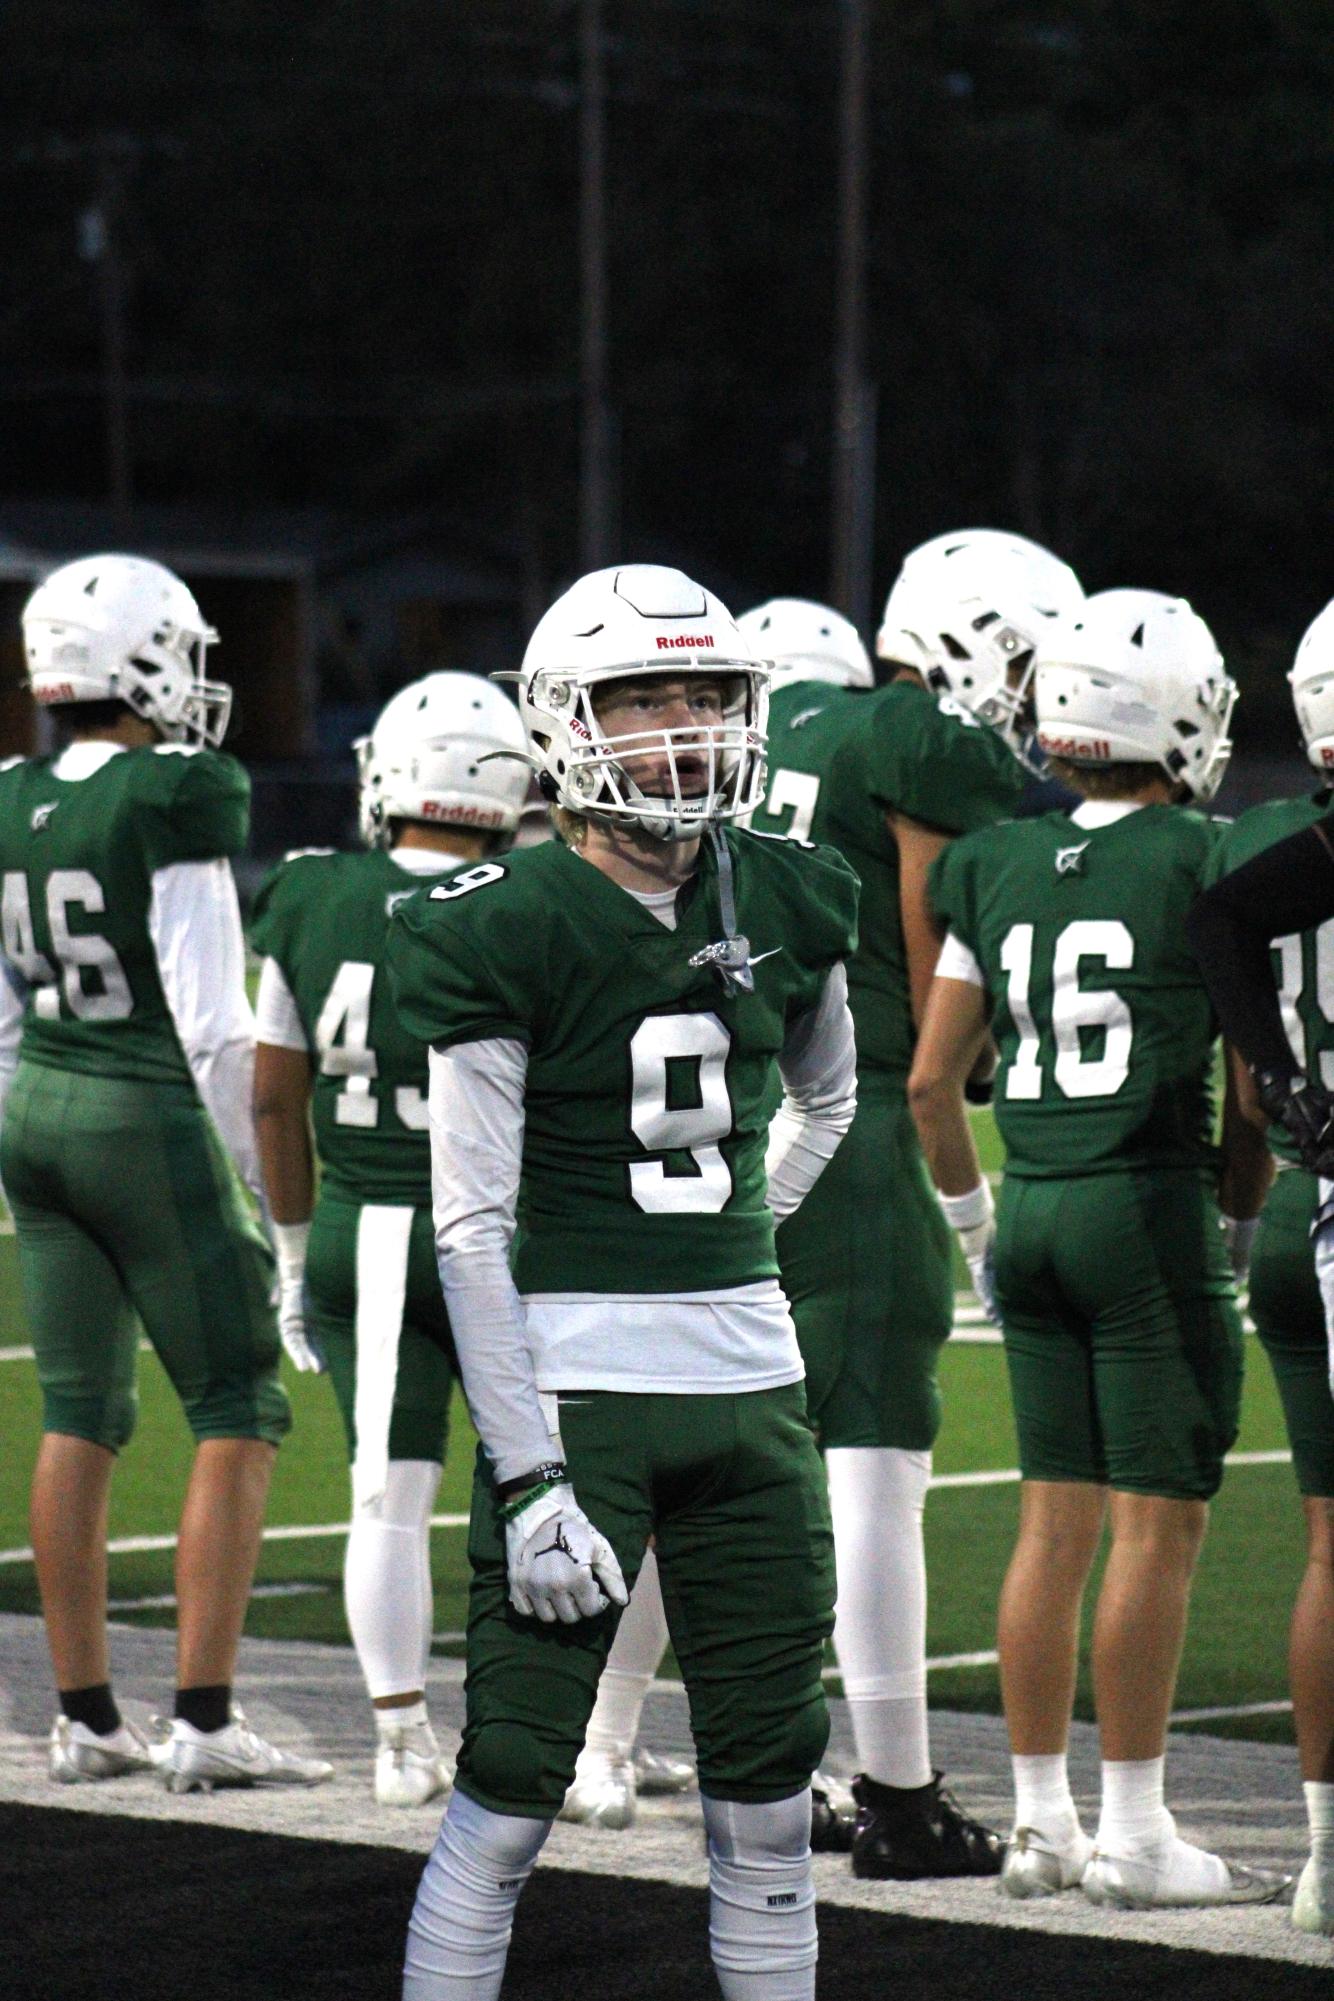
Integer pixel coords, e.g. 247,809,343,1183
271,1220,325,1374
504,1483,629,1625
1221,1213,1258,1286
940,1181,1001,1328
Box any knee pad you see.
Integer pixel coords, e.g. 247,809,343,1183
463,1722,564,1816
702,1793,817,1991
43,1392,136,1454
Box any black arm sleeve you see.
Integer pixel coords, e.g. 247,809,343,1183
1185,811,1334,1077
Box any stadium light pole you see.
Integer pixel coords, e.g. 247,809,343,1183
830,0,876,638
578,0,613,570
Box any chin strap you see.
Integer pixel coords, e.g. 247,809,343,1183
687,828,755,996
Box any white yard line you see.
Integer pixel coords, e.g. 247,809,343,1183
107,1581,334,1613
1170,1698,1294,1723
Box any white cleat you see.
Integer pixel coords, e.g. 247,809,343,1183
1292,1855,1334,1934
49,1715,156,1784
1082,1828,1291,1909
633,1748,696,1797
559,1756,636,1830
151,1709,334,1795
999,1824,1094,1899
375,1720,454,1808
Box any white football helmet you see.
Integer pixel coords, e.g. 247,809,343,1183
355,671,529,848
22,553,229,746
1290,599,1334,775
736,598,873,692
875,528,1084,749
517,564,768,842
1034,587,1237,802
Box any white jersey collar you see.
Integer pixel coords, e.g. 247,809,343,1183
1070,798,1147,830
52,741,126,780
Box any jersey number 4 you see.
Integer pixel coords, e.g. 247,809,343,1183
628,1012,734,1213
315,961,426,1130
1000,919,1134,1100
2,870,133,1022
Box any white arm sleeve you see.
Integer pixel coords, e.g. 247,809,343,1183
255,956,309,1052
0,959,25,1198
429,1037,555,1484
765,961,858,1223
148,858,262,1202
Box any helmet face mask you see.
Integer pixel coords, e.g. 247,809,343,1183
1290,599,1334,777
22,554,230,746
355,671,530,849
736,598,873,693
1033,587,1237,804
520,566,769,844
876,529,1085,753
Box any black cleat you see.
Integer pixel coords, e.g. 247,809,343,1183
851,1771,1004,1880
810,1782,856,1853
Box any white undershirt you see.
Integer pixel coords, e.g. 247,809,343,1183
936,797,1150,987
0,740,263,1201
429,963,858,1481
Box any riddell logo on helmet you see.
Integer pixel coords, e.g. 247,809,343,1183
418,801,503,827
655,633,715,650
33,683,77,704
1037,731,1112,759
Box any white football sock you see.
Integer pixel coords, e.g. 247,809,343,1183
1305,1780,1334,1864
404,1790,549,1999
825,1446,932,1789
377,1700,429,1740
576,1547,669,1774
1097,1756,1173,1854
702,1792,816,2001
344,1458,441,1702
1011,1752,1080,1838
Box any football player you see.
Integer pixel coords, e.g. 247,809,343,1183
250,672,529,1806
1186,597,1334,1933
388,565,858,2001
909,588,1287,1907
737,531,1081,1879
0,554,330,1792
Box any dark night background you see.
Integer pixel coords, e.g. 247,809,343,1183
1,0,1330,786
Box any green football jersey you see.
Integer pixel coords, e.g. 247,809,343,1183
1211,789,1334,1165
0,744,248,1084
748,679,1024,1080
930,805,1224,1177
249,847,450,1204
387,828,859,1296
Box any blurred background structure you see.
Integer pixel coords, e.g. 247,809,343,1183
1,0,1330,848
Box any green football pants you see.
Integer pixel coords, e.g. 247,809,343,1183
1248,1166,1334,1498
1,1061,288,1450
996,1168,1242,1500
457,1383,835,1818
306,1192,456,1466
776,1078,953,1451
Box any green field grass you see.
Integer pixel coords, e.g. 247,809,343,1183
0,1191,1303,1747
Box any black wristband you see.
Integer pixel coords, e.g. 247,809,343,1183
495,1460,567,1504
